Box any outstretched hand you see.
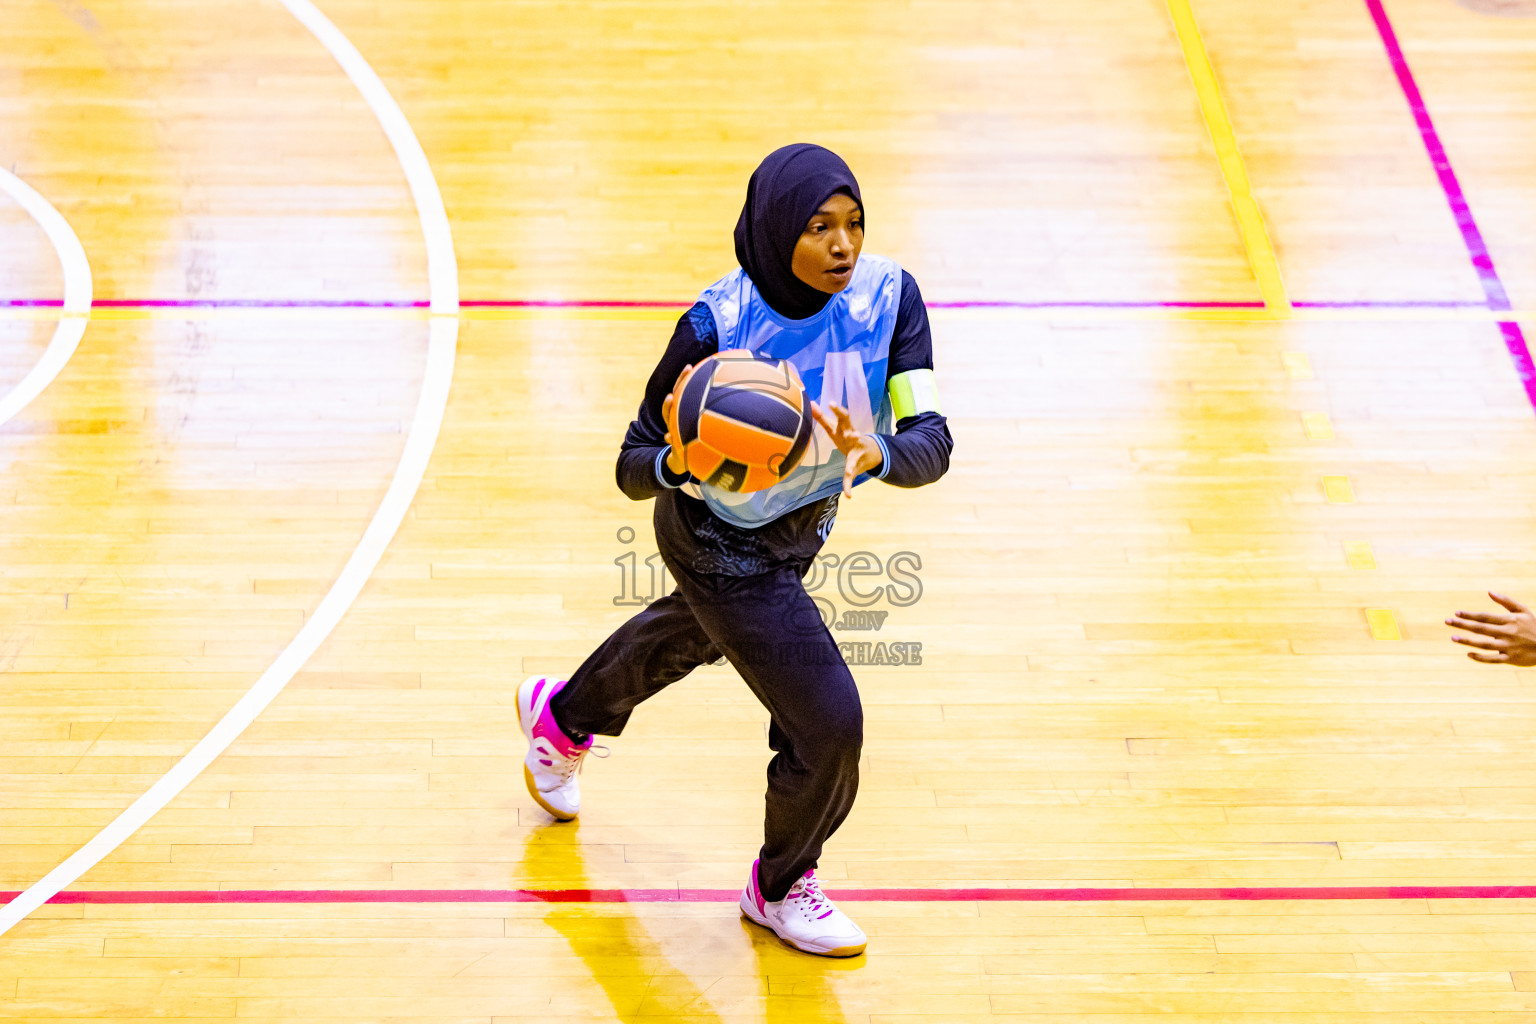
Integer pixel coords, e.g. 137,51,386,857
1446,592,1536,666
810,402,884,499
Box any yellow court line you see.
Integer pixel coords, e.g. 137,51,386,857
1366,608,1402,642
1345,542,1377,571
1165,0,1290,315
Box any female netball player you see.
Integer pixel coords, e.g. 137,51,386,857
518,144,952,957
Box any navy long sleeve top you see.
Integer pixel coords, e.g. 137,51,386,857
618,270,953,575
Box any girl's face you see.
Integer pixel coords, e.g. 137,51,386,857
791,193,864,295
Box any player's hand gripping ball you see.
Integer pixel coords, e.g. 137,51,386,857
661,351,813,493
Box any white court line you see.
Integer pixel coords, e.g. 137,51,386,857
0,167,92,427
0,0,460,935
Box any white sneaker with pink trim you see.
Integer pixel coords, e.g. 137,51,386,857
739,858,867,957
517,675,599,821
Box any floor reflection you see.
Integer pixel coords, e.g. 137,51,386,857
514,824,859,1021
740,916,859,1024
517,823,724,1020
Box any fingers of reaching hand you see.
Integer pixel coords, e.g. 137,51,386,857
810,401,839,438
842,439,884,499
840,437,860,498
811,402,862,455
1451,611,1512,627
1491,592,1531,614
1452,634,1507,652
1468,651,1510,664
810,401,834,436
809,401,880,496
1446,615,1510,636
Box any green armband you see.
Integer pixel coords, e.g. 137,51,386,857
887,369,941,420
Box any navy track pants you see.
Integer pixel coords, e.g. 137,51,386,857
551,552,863,903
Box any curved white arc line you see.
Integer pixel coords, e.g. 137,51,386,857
0,167,93,427
277,0,458,312
0,321,456,933
0,0,460,935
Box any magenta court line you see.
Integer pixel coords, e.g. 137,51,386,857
1364,0,1536,410
5,884,1536,906
0,298,1500,311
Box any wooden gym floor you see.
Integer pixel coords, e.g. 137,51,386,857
6,0,1536,1019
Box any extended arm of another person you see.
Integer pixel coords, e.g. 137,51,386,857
1446,592,1536,666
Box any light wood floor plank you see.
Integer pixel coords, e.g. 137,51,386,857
7,0,1536,1019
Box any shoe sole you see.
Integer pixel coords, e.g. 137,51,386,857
517,678,577,823
740,899,866,958
522,764,577,822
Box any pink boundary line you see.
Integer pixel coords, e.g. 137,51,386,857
0,298,1502,310
7,14,1531,916
4,7,1530,923
1364,0,1536,410
5,885,1536,905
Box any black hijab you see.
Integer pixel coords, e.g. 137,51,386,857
734,144,863,321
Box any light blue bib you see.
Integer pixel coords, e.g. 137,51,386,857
688,254,903,528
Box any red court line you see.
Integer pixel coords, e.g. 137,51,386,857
1364,0,1536,410
11,10,1535,927
5,885,1536,905
0,298,1495,311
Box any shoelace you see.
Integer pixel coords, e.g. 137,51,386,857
551,743,609,783
786,874,837,920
